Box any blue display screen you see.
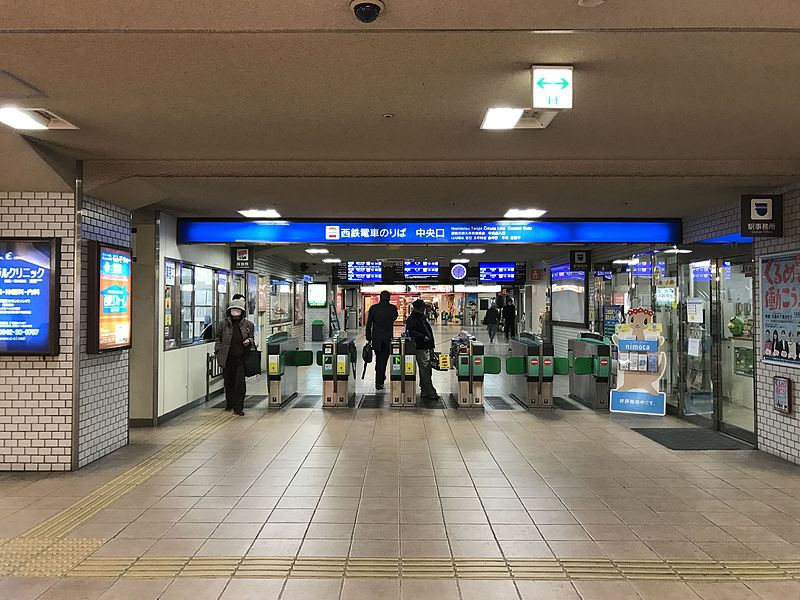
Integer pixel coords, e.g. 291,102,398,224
178,219,681,245
347,261,382,282
551,265,585,281
404,261,439,280
0,240,56,355
479,262,516,283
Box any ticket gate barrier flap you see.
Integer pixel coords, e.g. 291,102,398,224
508,336,553,409
390,337,417,408
568,335,612,410
266,335,302,407
554,357,569,376
450,338,485,409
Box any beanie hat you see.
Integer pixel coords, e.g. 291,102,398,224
412,299,426,310
228,297,246,314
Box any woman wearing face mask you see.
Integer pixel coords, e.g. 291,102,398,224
214,297,256,416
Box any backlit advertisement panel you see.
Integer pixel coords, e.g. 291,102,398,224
89,243,132,353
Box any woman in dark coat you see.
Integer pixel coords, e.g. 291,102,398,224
214,297,256,415
483,301,500,343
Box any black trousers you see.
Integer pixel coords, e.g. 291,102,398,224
223,357,246,413
374,345,390,386
504,320,517,340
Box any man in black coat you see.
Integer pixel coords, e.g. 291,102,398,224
405,299,439,400
366,290,398,390
503,297,517,341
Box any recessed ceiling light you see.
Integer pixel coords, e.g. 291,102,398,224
462,248,486,255
323,258,342,263
481,108,524,130
451,258,470,263
238,209,281,218
578,0,606,6
663,246,693,254
305,248,329,254
0,106,48,130
504,208,548,219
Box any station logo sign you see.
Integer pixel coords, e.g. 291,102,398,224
741,194,783,237
569,250,591,272
325,225,340,240
231,246,253,271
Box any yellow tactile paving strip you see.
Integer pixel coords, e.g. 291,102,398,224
54,556,800,582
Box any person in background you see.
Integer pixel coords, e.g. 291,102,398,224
790,333,797,360
503,297,517,341
214,297,255,416
780,330,789,358
484,301,500,343
773,330,780,356
468,301,478,327
764,329,773,356
365,290,398,391
406,298,439,400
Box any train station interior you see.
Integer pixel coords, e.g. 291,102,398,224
1,2,800,599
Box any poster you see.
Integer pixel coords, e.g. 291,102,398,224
0,239,58,355
257,277,268,313
602,305,623,339
686,299,704,324
95,244,132,352
761,253,800,368
270,279,292,323
307,283,327,307
246,271,258,316
774,376,792,414
294,281,305,325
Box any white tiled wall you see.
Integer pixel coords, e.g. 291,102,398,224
0,192,76,471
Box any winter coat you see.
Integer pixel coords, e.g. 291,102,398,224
214,317,255,368
484,307,499,325
405,310,435,350
366,300,398,353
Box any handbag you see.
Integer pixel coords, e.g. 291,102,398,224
243,344,262,377
361,342,373,379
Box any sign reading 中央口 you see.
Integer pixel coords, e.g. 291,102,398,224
95,244,132,352
741,194,783,238
0,239,59,355
761,252,800,368
532,66,573,110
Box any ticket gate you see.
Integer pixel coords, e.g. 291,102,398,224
568,332,612,410
390,336,417,407
320,335,358,408
507,333,555,409
266,333,314,407
449,336,485,408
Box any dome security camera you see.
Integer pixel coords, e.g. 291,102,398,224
350,0,384,24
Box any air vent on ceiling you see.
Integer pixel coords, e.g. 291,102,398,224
21,108,79,130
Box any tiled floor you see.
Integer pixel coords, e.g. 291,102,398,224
1,326,799,598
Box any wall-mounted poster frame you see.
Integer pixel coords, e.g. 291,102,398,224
307,282,327,308
0,238,60,356
257,276,268,313
550,264,588,327
294,281,305,325
245,271,258,316
760,251,800,369
88,241,133,353
270,279,292,324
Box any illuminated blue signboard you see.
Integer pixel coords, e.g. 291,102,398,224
0,239,59,355
479,262,516,283
404,261,439,280
347,261,382,282
177,219,681,245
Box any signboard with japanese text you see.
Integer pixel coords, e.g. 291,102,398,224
742,194,783,238
761,252,800,368
774,376,792,414
230,246,253,270
570,250,590,272
89,243,132,353
0,239,59,355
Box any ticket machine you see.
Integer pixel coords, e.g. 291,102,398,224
390,336,417,407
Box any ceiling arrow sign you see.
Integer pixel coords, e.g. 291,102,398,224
532,66,573,110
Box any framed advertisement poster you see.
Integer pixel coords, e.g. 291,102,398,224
774,376,792,414
294,281,305,325
88,242,132,353
257,276,268,313
761,252,800,368
245,271,258,316
0,238,60,355
270,279,292,323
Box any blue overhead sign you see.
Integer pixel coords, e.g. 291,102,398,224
177,219,681,245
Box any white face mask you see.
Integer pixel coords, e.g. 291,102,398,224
230,309,242,318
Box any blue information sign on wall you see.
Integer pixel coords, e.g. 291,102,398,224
0,239,58,355
610,390,667,416
177,219,681,245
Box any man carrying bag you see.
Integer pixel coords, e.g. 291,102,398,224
365,290,398,390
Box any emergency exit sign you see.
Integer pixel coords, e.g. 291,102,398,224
532,66,573,110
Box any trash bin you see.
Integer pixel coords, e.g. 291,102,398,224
311,319,325,342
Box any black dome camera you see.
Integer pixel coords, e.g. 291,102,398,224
350,0,384,23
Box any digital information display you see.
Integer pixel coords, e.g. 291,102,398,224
0,239,59,355
90,243,132,353
404,261,439,281
307,283,328,307
178,219,681,245
479,262,516,283
347,261,382,282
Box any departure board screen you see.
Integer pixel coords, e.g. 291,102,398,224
347,261,382,282
403,261,439,281
479,262,525,284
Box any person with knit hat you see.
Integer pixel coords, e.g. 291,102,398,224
214,297,256,415
405,298,439,400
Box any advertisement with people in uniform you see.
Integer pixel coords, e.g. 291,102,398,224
761,252,800,367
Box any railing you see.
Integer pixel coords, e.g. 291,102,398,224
206,352,224,402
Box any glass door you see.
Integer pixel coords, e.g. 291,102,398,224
656,255,681,414
680,259,715,427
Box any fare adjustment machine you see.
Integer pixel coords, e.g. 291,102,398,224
450,337,486,408
266,332,313,407
390,336,417,407
320,335,358,407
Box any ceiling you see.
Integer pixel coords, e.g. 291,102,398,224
1,2,799,220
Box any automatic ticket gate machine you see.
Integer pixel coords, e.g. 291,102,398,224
568,332,612,410
507,333,555,409
390,336,417,407
319,335,358,408
450,336,485,408
266,333,299,407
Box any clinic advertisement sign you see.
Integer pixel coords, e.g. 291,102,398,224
89,243,132,353
760,252,800,368
610,308,667,416
742,194,783,238
0,239,59,355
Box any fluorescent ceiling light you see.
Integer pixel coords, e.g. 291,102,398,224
504,208,547,219
461,248,486,255
578,0,606,6
663,246,693,254
0,106,48,130
450,258,470,263
322,258,342,263
481,107,524,130
612,258,637,265
238,209,281,218
305,248,329,254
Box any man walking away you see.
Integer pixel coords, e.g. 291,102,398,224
503,297,517,341
366,290,398,390
406,298,439,400
484,301,500,343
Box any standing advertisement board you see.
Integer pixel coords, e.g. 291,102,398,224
761,252,800,367
0,239,60,355
88,242,132,353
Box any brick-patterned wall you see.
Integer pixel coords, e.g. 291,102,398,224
683,201,740,244
754,184,800,463
0,192,76,471
77,197,131,468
